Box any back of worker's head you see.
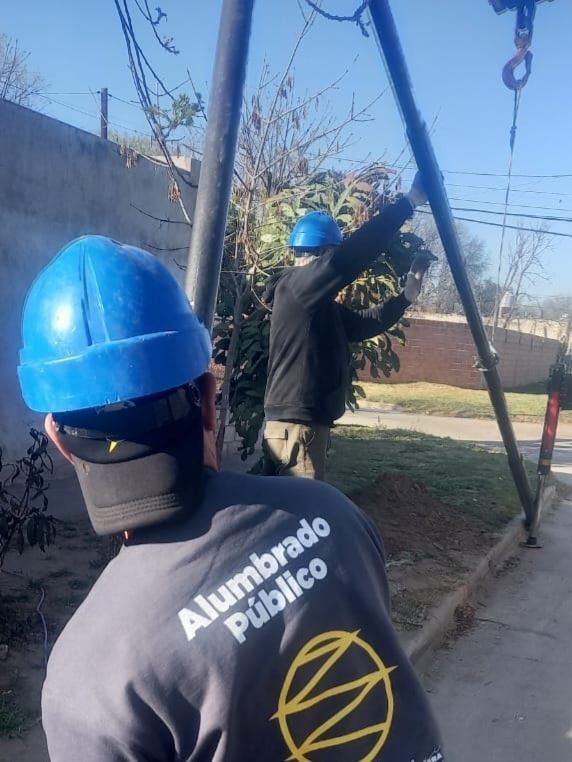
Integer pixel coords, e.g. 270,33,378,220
288,211,342,264
18,235,213,536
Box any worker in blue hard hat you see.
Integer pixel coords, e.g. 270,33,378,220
263,173,431,480
18,235,442,761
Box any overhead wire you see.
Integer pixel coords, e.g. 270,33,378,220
446,169,572,180
445,182,572,198
448,197,572,214
393,165,572,180
416,207,572,239
448,196,572,213
449,205,572,225
24,92,572,228
5,82,572,186
29,91,157,140
0,81,158,139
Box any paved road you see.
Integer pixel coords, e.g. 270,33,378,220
422,499,572,761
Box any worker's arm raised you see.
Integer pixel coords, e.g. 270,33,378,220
337,293,411,342
291,173,427,311
337,249,433,341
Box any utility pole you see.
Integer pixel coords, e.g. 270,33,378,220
185,0,255,332
100,87,108,140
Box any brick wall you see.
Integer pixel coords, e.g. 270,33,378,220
360,317,560,390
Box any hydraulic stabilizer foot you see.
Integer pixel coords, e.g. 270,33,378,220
521,535,543,549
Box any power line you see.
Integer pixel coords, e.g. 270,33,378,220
5,80,572,184
0,81,154,138
35,92,155,139
448,196,572,215
449,205,572,225
417,208,572,239
447,169,572,180
446,182,572,198
36,93,100,120
108,76,192,108
42,90,93,96
0,82,92,98
395,165,572,180
1,86,195,148
108,92,144,109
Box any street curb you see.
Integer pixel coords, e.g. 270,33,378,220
404,485,557,665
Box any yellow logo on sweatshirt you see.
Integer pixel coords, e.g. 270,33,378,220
272,630,396,761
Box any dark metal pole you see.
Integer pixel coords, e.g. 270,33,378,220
185,0,255,332
368,0,535,525
100,87,108,140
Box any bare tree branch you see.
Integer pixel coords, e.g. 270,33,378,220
130,202,191,226
0,34,46,106
133,0,179,54
500,226,552,327
250,89,386,184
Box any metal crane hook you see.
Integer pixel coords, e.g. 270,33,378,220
502,43,533,90
502,0,536,90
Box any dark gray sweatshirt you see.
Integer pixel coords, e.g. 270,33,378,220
264,197,414,426
42,470,443,762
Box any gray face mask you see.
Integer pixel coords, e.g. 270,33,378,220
293,246,336,266
293,254,319,267
56,386,204,535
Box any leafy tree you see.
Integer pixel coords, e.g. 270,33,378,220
113,3,433,459
0,430,56,567
214,164,428,461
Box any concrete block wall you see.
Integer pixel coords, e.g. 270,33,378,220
360,317,560,390
0,101,199,457
496,328,559,389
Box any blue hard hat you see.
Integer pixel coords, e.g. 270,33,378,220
18,236,212,413
288,211,343,251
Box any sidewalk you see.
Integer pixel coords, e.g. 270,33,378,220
422,497,572,761
339,407,572,483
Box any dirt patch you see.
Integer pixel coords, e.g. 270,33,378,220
352,472,493,560
351,472,497,634
0,520,110,761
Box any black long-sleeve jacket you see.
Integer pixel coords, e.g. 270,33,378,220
264,197,414,426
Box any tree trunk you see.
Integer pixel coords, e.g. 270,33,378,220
215,283,246,462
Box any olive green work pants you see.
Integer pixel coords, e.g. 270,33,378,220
262,421,330,480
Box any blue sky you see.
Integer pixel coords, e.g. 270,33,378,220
4,0,572,297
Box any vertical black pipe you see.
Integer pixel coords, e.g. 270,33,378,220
368,0,535,523
185,0,255,332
